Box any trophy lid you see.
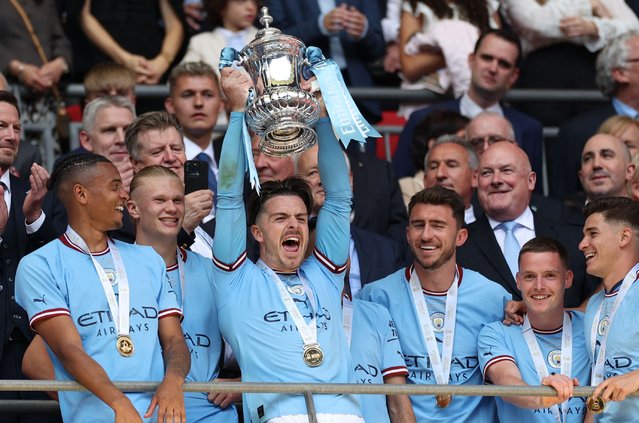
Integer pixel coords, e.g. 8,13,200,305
254,7,282,39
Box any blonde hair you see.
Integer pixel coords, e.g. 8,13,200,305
598,115,639,139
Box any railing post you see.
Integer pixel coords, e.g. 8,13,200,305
303,389,318,423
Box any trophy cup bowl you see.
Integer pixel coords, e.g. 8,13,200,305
239,7,320,157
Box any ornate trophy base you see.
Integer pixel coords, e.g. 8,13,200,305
247,87,320,157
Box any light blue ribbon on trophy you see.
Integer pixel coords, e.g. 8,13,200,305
302,46,380,148
219,47,261,193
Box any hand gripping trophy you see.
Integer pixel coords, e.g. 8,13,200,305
219,7,380,173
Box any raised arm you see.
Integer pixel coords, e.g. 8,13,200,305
314,96,352,269
212,68,252,265
35,316,143,422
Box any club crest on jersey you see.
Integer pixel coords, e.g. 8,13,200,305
598,315,610,337
287,284,305,296
430,312,445,333
104,268,117,285
547,349,561,369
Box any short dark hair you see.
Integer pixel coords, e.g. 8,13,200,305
168,61,219,95
584,197,639,232
125,111,184,161
48,153,111,196
0,91,20,118
518,237,569,268
473,29,522,67
412,109,469,172
247,177,313,226
408,186,465,229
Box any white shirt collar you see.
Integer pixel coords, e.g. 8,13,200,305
487,206,535,231
464,204,476,225
459,92,503,119
0,170,11,194
184,136,215,163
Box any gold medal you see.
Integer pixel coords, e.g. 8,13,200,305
116,335,134,357
586,396,605,414
436,394,452,408
303,344,324,367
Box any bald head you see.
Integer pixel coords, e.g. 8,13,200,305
477,142,535,221
579,133,634,201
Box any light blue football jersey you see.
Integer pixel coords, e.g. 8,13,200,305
166,248,237,422
478,311,591,422
212,115,360,422
358,265,511,422
16,235,181,423
350,298,408,423
585,272,639,423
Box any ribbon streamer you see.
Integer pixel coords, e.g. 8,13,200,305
303,46,380,148
219,47,261,193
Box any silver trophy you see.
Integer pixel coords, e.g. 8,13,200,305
237,7,320,157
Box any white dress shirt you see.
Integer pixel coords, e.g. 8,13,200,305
487,207,536,256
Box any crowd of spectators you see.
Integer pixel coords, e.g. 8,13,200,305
2,0,639,422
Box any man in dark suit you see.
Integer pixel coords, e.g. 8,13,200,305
0,91,64,422
457,141,598,308
394,29,543,186
266,0,385,124
347,146,408,246
552,32,639,201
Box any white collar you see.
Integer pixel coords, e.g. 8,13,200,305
184,136,215,162
459,92,503,119
487,206,535,231
0,170,11,194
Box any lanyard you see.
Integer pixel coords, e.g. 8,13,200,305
342,296,354,347
409,267,459,385
590,264,639,384
522,312,572,423
257,260,318,348
66,227,130,338
173,247,186,311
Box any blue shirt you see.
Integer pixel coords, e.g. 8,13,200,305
212,114,360,422
167,248,237,422
585,273,639,423
478,311,590,422
350,299,408,423
16,235,181,423
358,265,511,422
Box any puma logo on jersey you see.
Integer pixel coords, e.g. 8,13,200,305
33,295,46,305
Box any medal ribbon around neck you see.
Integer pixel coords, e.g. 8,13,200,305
175,247,186,312
409,267,459,386
257,260,320,353
66,227,130,340
590,263,639,385
342,296,354,347
522,312,573,423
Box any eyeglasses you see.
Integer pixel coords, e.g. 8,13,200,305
467,135,512,150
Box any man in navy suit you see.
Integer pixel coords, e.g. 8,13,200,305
266,0,386,124
394,29,543,189
551,32,639,201
0,91,64,422
456,142,598,308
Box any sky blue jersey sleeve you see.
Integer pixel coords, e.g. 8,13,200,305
313,117,353,270
212,112,248,269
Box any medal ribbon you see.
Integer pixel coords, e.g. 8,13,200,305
522,312,572,423
409,267,459,386
342,296,354,347
590,263,639,385
66,227,130,338
257,260,319,350
175,248,186,312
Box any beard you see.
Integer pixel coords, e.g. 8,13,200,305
411,243,455,272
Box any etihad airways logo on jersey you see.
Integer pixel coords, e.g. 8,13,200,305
605,356,634,378
353,362,380,384
77,307,159,327
263,305,332,333
403,353,478,382
534,399,586,416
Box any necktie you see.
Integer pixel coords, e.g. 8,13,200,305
500,221,520,279
194,152,218,202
